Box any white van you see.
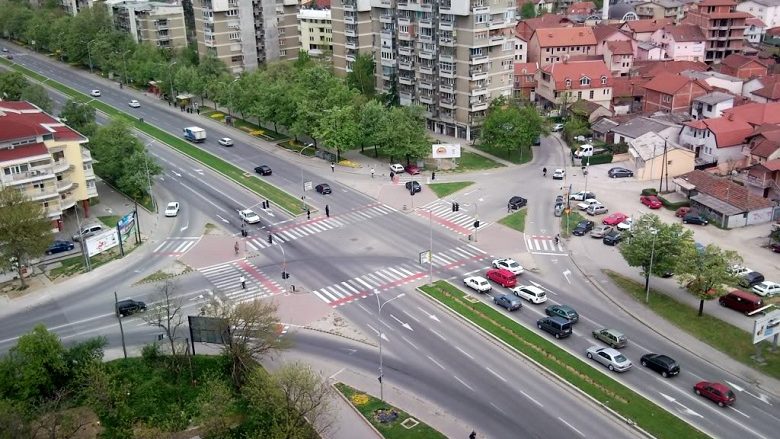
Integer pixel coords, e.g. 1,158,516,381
511,285,548,304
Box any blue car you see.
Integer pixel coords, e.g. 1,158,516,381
46,240,75,255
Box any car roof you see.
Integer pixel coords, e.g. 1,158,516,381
518,285,544,293
601,328,624,337
489,268,514,275
467,276,487,282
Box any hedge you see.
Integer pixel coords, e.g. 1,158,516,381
586,153,613,166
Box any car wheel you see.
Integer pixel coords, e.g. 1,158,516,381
717,401,725,407
608,365,614,371
662,371,668,378
537,323,543,329
554,333,560,339
45,251,51,255
694,388,701,395
586,352,593,359
492,263,497,268
683,220,688,224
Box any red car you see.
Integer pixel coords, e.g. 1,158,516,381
486,268,517,288
404,164,421,175
603,212,628,226
640,195,662,209
694,381,735,407
675,207,691,218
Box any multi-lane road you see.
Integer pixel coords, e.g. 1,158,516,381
0,43,778,438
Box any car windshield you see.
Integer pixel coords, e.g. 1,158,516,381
507,261,519,268
615,354,628,363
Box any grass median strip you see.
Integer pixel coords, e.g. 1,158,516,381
419,281,710,439
427,181,473,198
498,207,527,232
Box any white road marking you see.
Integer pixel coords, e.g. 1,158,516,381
426,355,446,370
453,375,474,391
728,406,751,419
485,366,507,382
429,328,447,341
389,314,413,331
401,336,419,350
401,310,421,323
521,390,543,408
557,417,585,437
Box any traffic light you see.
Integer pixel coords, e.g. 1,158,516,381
451,202,456,212
455,202,460,212
281,271,289,279
267,233,273,244
474,220,480,229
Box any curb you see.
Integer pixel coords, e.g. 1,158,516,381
301,326,376,348
330,383,384,439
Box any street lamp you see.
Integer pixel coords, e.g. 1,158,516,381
87,39,96,74
168,61,177,104
299,143,314,209
375,290,406,401
273,239,288,291
645,228,658,303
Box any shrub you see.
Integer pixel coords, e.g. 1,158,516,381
586,153,613,166
658,195,689,210
141,343,162,364
641,188,658,196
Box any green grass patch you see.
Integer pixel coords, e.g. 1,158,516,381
473,143,533,164
278,140,318,156
498,208,527,232
418,281,710,439
605,271,780,379
47,243,139,278
98,215,121,227
427,181,474,198
451,152,504,172
138,270,176,283
334,382,446,439
560,210,587,237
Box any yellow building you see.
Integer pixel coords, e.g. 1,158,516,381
628,132,695,181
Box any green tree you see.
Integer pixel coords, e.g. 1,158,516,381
194,374,236,438
314,105,360,161
0,188,52,288
291,66,355,144
480,98,543,160
0,71,30,101
378,105,429,163
521,2,537,18
0,325,66,402
676,244,742,316
59,100,97,137
20,84,52,113
563,115,589,145
358,99,387,155
346,53,376,97
254,64,298,133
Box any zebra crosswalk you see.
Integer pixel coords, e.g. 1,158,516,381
526,235,565,254
418,200,490,236
199,259,284,303
153,237,200,256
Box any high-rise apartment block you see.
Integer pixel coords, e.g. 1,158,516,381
682,0,750,63
0,102,99,231
332,0,517,140
298,7,333,56
108,1,188,49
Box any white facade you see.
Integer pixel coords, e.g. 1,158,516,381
679,126,745,166
745,21,767,44
737,0,780,29
650,29,705,62
691,95,734,119
683,70,744,95
298,8,332,56
514,36,527,62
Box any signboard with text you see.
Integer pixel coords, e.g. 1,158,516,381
431,143,461,159
86,228,120,257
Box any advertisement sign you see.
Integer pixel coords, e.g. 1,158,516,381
431,143,461,159
752,310,780,344
117,212,136,241
86,229,120,257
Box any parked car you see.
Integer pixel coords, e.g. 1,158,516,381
405,181,422,194
72,224,104,241
555,195,565,204
254,165,272,175
770,242,780,253
494,294,523,311
683,213,708,225
640,353,680,378
738,271,765,288
552,123,564,132
694,381,735,407
675,207,691,218
586,204,608,216
486,268,517,288
116,299,146,317
640,195,662,209
316,183,332,194
46,240,75,255
511,285,547,304
719,290,765,315
602,212,628,226
128,100,140,108
537,316,572,339
572,220,595,236
728,265,753,277
492,258,524,275
404,164,421,175
89,89,101,97
389,163,405,173
617,218,633,231
239,209,261,224
752,281,780,297
590,225,613,238
553,203,564,217
552,168,565,180
218,137,234,146
464,276,491,293
585,346,632,372
507,196,527,210
545,304,579,322
592,328,627,349
569,191,596,201
603,230,623,246
608,167,633,178
577,199,602,211
164,202,180,217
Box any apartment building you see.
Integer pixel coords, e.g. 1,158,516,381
108,1,188,49
528,27,597,67
298,7,333,56
333,0,518,141
278,0,301,61
737,0,780,29
535,59,613,110
634,0,685,22
682,0,750,63
59,0,94,16
0,102,98,232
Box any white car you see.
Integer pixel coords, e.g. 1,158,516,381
90,89,101,97
464,276,491,293
617,218,633,231
218,137,234,147
164,202,180,217
569,191,596,201
239,209,261,224
511,285,547,304
128,100,140,108
492,258,524,275
389,163,405,174
752,281,780,297
728,265,753,277
577,199,602,211
552,168,565,180
552,123,564,132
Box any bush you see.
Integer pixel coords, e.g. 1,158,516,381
141,343,162,364
641,188,658,196
658,195,689,210
586,153,613,166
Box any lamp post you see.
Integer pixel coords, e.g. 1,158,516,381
144,142,156,211
273,239,288,291
87,39,96,74
299,143,314,209
168,61,177,104
645,228,658,303
375,290,406,401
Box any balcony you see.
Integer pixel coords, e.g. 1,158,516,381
741,174,775,189
345,41,357,50
344,16,357,24
399,75,414,85
379,14,393,24
419,81,434,90
439,83,454,93
52,160,72,174
470,70,488,81
419,64,435,74
440,1,452,12
399,61,414,70
490,19,506,29
419,50,436,60
399,46,413,56
399,16,411,25
439,37,456,46
381,29,393,38
57,178,76,192
28,188,59,201
440,69,456,78
489,34,506,45
421,0,433,9
440,98,457,109
399,31,415,41
419,94,434,104
343,0,357,11
346,53,356,62
381,58,397,67
439,111,454,122
346,29,357,37
419,19,433,28
440,20,454,31
469,54,489,65
470,101,489,112
439,53,454,63
470,85,488,96
418,34,433,42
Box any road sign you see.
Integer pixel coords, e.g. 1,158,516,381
303,181,313,191
419,250,431,264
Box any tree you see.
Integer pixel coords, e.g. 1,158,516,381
480,98,544,160
0,188,52,288
0,71,30,101
521,2,537,18
20,83,53,113
562,115,589,145
676,244,742,316
358,100,387,154
346,53,376,97
194,374,236,438
0,325,67,402
142,280,186,357
378,105,429,163
59,100,97,137
314,105,360,161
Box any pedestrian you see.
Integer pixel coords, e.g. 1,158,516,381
331,162,335,173
469,431,476,439
196,107,200,115
325,204,330,218
370,167,375,178
266,199,271,209
390,171,395,181
307,208,311,220
239,275,246,289
431,171,436,181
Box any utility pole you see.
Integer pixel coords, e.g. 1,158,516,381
114,291,128,359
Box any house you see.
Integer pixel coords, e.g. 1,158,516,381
718,54,769,79
742,159,780,201
636,40,666,60
642,72,712,113
611,115,682,144
628,132,695,181
683,0,751,64
744,74,780,102
531,0,555,14
674,170,776,227
744,125,780,165
592,24,634,56
567,1,596,15
634,0,686,21
535,59,613,110
722,101,780,126
620,18,674,42
514,35,528,62
631,59,709,78
737,0,780,29
682,69,745,95
514,62,539,100
568,99,614,123
612,77,648,113
679,115,753,168
649,24,705,62
514,14,574,42
591,117,620,143
691,91,735,119
604,40,635,76
745,17,768,45
528,27,598,67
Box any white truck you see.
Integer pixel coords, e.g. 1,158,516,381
574,144,606,158
183,126,206,143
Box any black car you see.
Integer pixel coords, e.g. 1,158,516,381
316,183,332,194
738,271,765,288
115,299,147,317
46,240,75,255
545,304,579,323
572,220,595,236
508,196,527,210
405,181,422,194
494,294,522,312
608,167,633,178
683,213,708,225
254,165,272,175
603,230,622,246
640,353,680,378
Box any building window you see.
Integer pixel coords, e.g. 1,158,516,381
601,76,607,85
565,79,571,88
662,94,671,103
580,76,590,86
590,90,594,99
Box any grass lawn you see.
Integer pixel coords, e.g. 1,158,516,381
98,215,121,227
498,208,527,232
427,181,474,198
560,210,587,237
473,143,533,165
278,140,318,156
451,152,504,172
335,383,446,439
605,271,780,380
418,281,709,439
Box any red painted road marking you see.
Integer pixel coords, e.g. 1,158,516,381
328,272,427,308
417,210,472,235
440,254,490,270
237,260,283,294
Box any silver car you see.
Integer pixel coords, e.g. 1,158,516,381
590,225,613,238
585,346,632,372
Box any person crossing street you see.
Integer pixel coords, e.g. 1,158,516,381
239,275,246,289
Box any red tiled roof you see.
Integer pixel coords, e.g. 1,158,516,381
592,24,629,42
768,26,780,37
514,15,573,40
750,139,780,158
533,27,597,47
684,119,708,129
747,17,767,28
662,24,705,43
642,71,711,95
622,18,673,34
632,60,709,78
567,1,596,14
611,77,647,97
697,0,736,5
722,53,768,70
514,62,539,76
722,102,780,126
679,169,775,211
0,142,49,162
606,40,633,55
0,101,86,143
763,158,780,171
698,116,754,147
754,79,780,100
542,60,611,90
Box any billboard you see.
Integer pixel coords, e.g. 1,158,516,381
752,309,780,344
432,143,461,159
86,228,120,257
117,212,136,241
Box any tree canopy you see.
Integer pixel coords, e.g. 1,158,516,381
0,187,53,287
676,243,742,316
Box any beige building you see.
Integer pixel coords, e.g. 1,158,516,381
298,7,333,56
535,59,613,111
108,1,188,50
332,0,518,141
59,0,94,16
629,132,695,181
0,102,98,231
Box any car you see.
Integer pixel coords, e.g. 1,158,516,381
592,328,627,349
603,212,628,226
511,285,547,304
494,294,523,311
608,167,633,178
552,168,565,180
46,240,75,255
5,54,12,60
1,48,7,52
675,207,691,218
254,165,272,175
572,220,595,236
389,163,405,173
491,258,524,275
586,346,632,372
728,265,753,277
486,268,517,288
552,123,564,132
590,225,613,238
89,89,101,97
586,204,608,216
553,203,564,217
576,199,602,211
719,290,765,315
463,276,491,293
218,137,234,147
316,183,332,194
164,202,180,217
545,304,579,322
569,191,596,201
694,242,706,254
404,164,421,175
116,299,147,317
770,242,780,253
640,195,662,209
752,281,780,297
72,224,104,241
640,353,680,378
694,381,735,407
507,196,527,210
537,316,572,339
617,217,633,231
555,195,564,204
128,100,140,108
239,209,261,224
405,181,422,194
738,271,765,288
533,136,541,146
603,230,622,246
683,213,708,225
